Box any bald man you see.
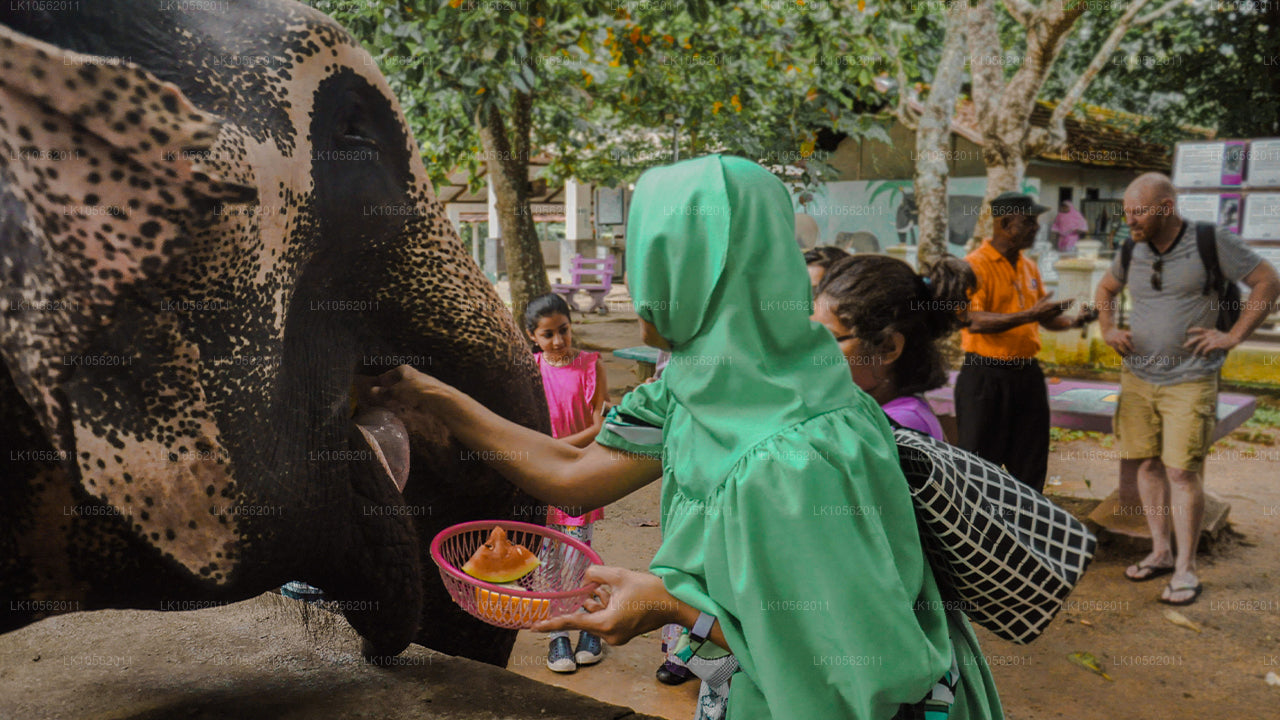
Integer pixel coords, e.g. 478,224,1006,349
1096,172,1279,606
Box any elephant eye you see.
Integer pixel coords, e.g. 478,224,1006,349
336,97,380,151
339,118,378,149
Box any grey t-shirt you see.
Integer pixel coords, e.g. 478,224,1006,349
1111,222,1263,385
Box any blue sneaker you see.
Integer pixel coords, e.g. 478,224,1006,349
281,581,325,604
547,636,576,673
574,631,603,666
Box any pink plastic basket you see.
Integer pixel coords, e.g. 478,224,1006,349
430,520,602,629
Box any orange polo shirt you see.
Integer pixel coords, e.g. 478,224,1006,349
961,239,1046,360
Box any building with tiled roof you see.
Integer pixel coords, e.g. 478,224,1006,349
797,95,1208,255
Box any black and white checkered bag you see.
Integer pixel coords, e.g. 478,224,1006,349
893,427,1097,644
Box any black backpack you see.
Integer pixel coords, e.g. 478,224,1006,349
1119,221,1242,332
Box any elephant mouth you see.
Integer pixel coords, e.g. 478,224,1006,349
325,395,424,658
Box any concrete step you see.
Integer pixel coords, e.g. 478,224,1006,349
0,594,663,720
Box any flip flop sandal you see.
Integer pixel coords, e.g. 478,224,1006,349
1158,582,1203,606
1124,563,1175,583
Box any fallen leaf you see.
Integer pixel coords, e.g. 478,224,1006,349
1163,609,1202,633
1068,651,1113,681
1080,619,1094,627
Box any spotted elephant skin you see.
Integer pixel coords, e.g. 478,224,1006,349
0,0,548,664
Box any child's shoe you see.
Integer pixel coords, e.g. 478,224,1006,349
281,581,325,604
656,659,693,685
547,636,577,673
574,631,604,665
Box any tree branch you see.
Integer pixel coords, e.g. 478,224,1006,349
886,33,919,131
996,0,1088,153
1136,0,1183,26
1002,0,1034,25
1024,126,1051,157
1039,0,1156,155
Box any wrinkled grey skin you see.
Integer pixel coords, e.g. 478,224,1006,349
0,0,548,664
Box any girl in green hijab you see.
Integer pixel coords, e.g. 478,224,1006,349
374,155,998,719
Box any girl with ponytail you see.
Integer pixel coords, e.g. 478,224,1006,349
812,254,975,439
812,254,1006,717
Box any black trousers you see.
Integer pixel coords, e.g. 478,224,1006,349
955,353,1050,493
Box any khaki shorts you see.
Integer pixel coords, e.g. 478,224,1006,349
1113,369,1218,474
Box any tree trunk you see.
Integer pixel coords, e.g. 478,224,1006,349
477,93,550,325
913,1,968,272
965,0,1006,248
966,0,1086,247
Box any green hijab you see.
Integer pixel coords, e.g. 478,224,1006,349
626,154,857,494
620,156,960,718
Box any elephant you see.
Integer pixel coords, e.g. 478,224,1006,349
0,0,549,665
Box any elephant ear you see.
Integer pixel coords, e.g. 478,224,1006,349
0,25,256,580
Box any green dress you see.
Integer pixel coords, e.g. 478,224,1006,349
593,155,1002,720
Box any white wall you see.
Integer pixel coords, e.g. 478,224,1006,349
1028,163,1140,245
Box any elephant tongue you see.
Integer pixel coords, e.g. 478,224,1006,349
354,407,410,492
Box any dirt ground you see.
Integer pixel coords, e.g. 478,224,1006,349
4,306,1278,719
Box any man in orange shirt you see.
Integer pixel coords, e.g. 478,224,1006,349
957,192,1094,491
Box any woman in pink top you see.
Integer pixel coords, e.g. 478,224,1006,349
524,293,608,673
810,254,974,441
1051,201,1089,253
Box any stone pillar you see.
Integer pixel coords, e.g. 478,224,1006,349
1048,244,1108,366
443,204,481,268
485,178,503,278
445,203,463,235
562,179,595,270
886,243,915,270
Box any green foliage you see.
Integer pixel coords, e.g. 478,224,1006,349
310,0,1277,192
309,0,899,190
1245,405,1280,429
1049,427,1113,445
1046,0,1280,144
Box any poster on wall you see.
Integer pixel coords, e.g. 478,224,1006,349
1219,193,1243,233
1222,142,1247,185
1245,139,1280,187
1174,141,1247,187
1177,193,1220,224
1253,246,1280,275
595,186,626,226
1241,193,1280,241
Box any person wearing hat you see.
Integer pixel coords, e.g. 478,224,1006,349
956,192,1094,492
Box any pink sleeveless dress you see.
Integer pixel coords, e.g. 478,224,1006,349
537,350,605,526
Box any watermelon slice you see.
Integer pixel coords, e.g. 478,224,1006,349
461,527,540,583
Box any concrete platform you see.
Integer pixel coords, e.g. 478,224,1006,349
924,371,1257,440
1087,490,1233,541
0,594,661,720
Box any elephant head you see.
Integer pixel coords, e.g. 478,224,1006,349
0,0,548,662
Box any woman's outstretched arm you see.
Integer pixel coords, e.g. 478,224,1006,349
372,365,661,511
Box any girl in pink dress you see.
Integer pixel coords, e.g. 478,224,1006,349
524,294,609,673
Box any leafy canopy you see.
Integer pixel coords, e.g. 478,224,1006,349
310,0,904,190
